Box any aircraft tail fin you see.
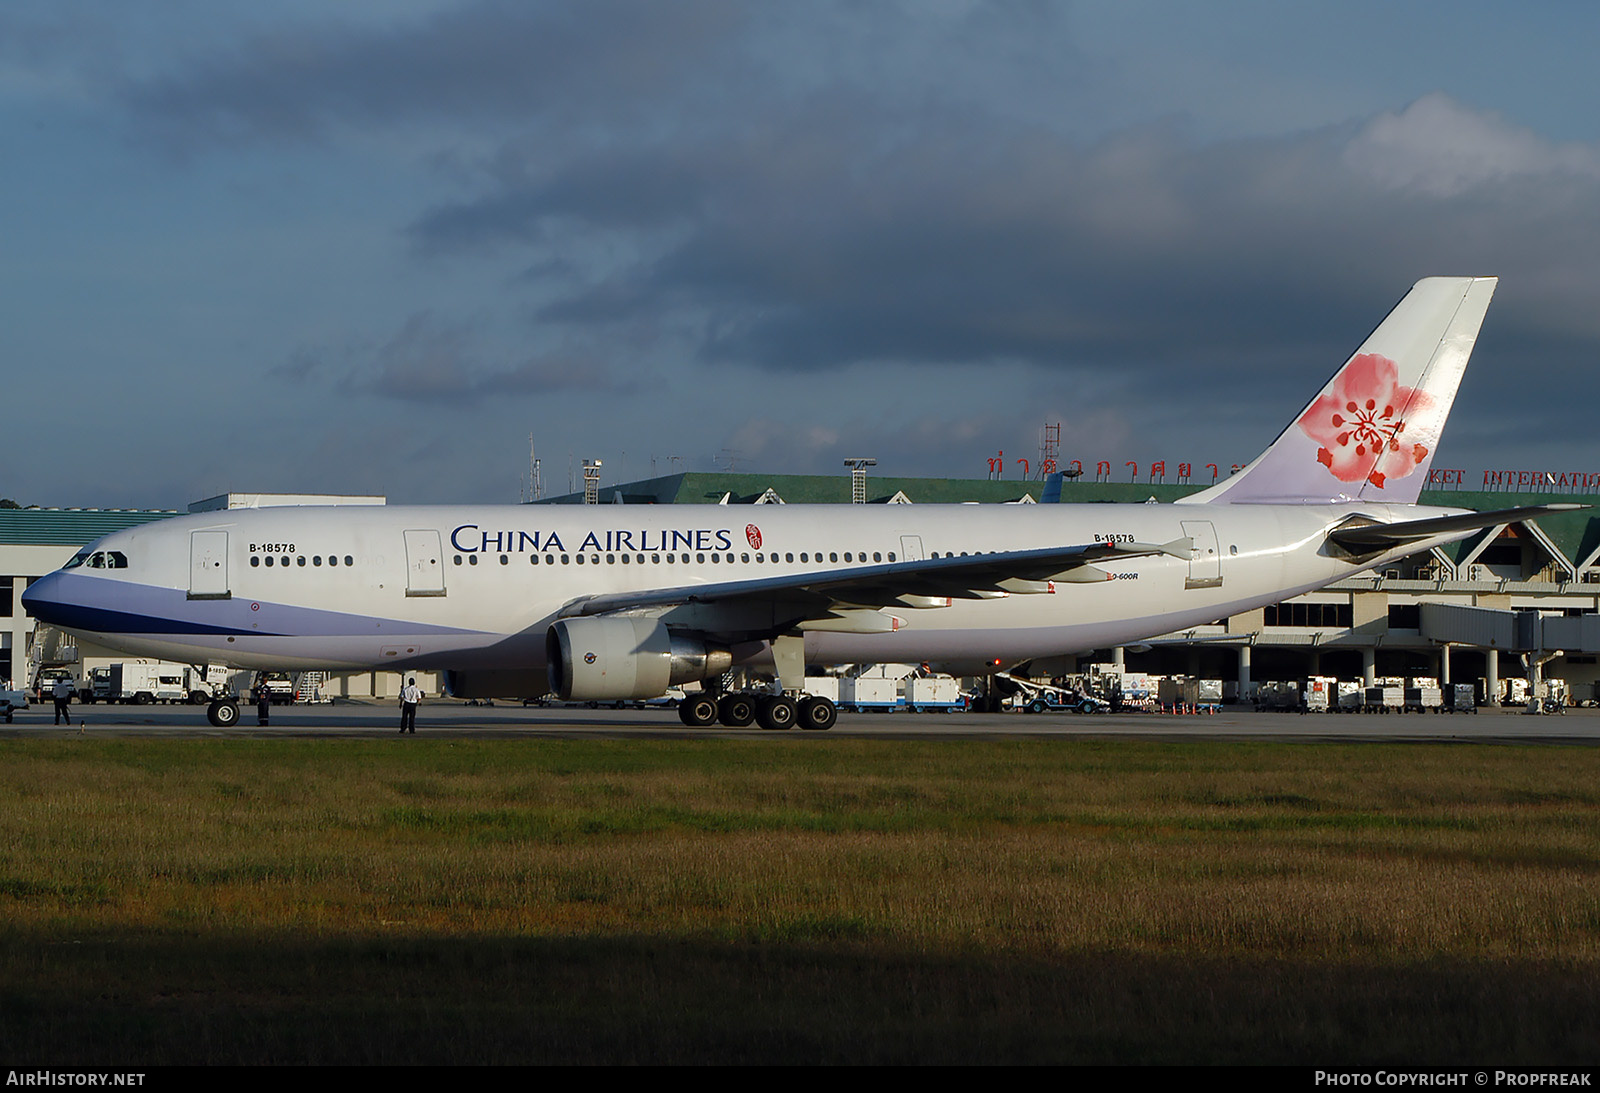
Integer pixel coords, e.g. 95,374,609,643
1041,473,1064,504
1179,276,1497,506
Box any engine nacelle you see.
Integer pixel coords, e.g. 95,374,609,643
547,618,732,701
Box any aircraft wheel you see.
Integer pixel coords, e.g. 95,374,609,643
798,696,837,731
207,700,240,728
717,693,757,728
677,693,719,727
756,695,797,731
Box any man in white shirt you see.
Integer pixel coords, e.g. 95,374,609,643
53,677,74,726
399,677,423,734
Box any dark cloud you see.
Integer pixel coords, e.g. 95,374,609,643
118,0,750,146
407,92,1600,398
308,312,624,404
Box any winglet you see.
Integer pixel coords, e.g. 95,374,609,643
1180,277,1497,506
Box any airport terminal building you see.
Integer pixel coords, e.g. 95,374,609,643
6,473,1600,703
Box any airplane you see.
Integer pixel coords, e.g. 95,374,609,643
22,276,1580,730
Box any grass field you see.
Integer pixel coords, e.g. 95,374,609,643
1,735,1597,1064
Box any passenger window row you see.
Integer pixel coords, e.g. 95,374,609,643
451,550,903,567
249,555,355,568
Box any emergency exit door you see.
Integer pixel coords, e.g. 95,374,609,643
404,530,446,597
188,530,230,600
1179,520,1224,590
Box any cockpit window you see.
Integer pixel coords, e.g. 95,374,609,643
63,550,127,572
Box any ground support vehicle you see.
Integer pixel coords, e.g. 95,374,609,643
838,677,901,713
186,665,235,705
1364,681,1405,713
997,674,1111,714
904,676,966,713
33,668,76,706
1404,681,1444,713
1254,680,1300,712
1022,689,1110,714
0,689,26,722
83,666,113,702
1335,682,1365,712
1303,677,1337,713
1158,677,1223,714
107,662,187,704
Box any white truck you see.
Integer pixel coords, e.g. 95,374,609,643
185,665,236,704
34,668,77,706
107,662,187,704
0,687,27,723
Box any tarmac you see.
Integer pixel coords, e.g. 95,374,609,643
5,698,1598,742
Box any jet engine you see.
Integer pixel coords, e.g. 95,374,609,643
547,617,732,701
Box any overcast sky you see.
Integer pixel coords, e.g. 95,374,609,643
7,1,1600,507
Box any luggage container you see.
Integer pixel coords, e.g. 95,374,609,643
1404,685,1443,712
1254,680,1301,712
1336,681,1365,711
802,676,841,703
904,676,965,713
839,677,901,712
1364,680,1405,712
1303,676,1337,713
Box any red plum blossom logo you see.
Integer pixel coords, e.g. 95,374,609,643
1298,353,1433,489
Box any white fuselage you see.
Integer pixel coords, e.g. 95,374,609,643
24,501,1458,683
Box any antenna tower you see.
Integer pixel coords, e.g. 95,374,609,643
843,457,877,504
528,435,543,501
1039,422,1061,479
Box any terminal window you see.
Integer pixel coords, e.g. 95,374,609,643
1263,602,1352,628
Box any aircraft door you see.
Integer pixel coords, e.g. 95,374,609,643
1179,520,1223,589
188,531,230,600
899,535,925,562
404,530,446,597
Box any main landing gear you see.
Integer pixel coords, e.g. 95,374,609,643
679,635,833,730
677,691,837,731
206,699,240,727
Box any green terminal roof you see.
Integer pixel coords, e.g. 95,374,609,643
0,508,178,547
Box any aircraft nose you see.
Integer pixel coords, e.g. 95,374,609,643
20,571,71,626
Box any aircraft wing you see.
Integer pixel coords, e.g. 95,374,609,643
1326,504,1588,553
558,537,1195,620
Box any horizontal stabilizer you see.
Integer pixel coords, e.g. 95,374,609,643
1326,504,1587,553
